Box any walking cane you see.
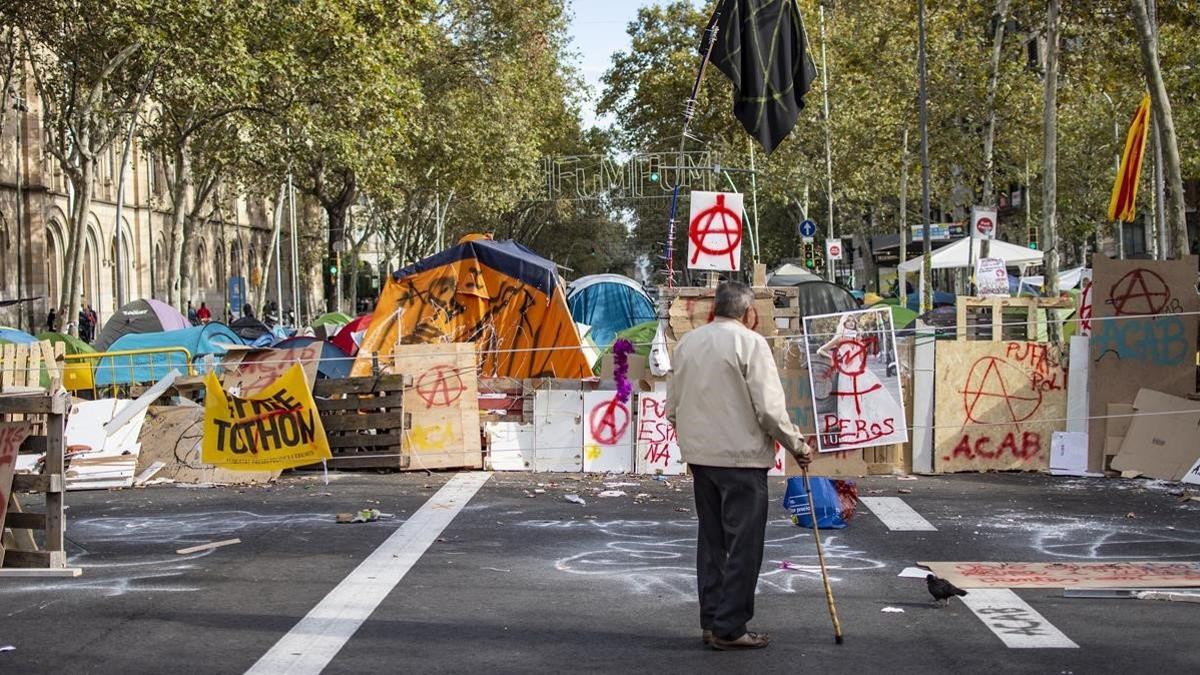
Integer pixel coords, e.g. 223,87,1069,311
802,463,844,644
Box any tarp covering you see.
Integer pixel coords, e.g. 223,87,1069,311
351,235,591,379
763,279,858,318
897,237,1043,272
312,312,352,329
37,331,95,355
0,327,37,344
273,336,353,379
230,316,271,342
566,274,656,347
94,323,242,386
95,298,189,351
332,314,371,356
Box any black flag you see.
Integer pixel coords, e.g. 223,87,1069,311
705,0,818,154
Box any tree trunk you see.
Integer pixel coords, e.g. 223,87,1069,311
324,204,347,313
982,0,1010,260
898,128,909,299
166,144,192,309
1131,0,1188,257
348,246,360,314
58,155,93,338
1042,0,1062,343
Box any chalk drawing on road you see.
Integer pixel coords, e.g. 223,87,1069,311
525,519,883,601
978,511,1200,560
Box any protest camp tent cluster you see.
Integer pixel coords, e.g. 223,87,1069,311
352,234,591,379
566,274,657,348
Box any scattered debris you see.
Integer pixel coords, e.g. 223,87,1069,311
674,507,690,513
867,489,884,495
652,475,669,482
898,566,932,578
336,509,382,524
1125,512,1137,519
896,475,918,481
881,607,905,613
1135,591,1200,604
1120,470,1142,479
898,488,912,494
0,646,13,653
598,490,626,498
564,494,587,505
533,488,546,494
175,538,242,555
133,461,167,487
604,482,638,488
481,567,512,573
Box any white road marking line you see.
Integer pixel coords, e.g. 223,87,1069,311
960,588,1079,649
859,497,937,531
245,472,492,675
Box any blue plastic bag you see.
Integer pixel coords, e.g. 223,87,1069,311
783,476,848,529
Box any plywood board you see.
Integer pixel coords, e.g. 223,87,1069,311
0,422,34,566
1111,388,1200,481
1065,336,1089,435
485,422,533,471
532,389,583,472
1088,256,1200,471
920,561,1200,589
634,392,685,475
395,343,483,471
582,390,633,473
934,341,1066,473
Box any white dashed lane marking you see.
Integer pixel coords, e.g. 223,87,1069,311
859,497,937,531
960,588,1079,649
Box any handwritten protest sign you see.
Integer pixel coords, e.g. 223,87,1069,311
974,258,1009,297
803,307,908,453
583,390,633,473
202,364,331,471
635,392,685,475
0,422,34,565
222,344,322,396
1087,256,1199,470
934,341,1066,473
776,341,868,477
920,561,1200,589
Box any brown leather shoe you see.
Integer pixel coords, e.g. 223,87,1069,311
710,631,770,651
702,629,713,645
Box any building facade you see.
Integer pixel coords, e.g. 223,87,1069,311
0,79,322,335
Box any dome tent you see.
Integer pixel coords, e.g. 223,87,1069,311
95,298,189,351
566,274,657,348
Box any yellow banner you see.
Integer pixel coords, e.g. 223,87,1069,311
202,363,331,471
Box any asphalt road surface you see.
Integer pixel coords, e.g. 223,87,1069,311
3,472,1199,674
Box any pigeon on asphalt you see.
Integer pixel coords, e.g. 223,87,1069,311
926,574,968,607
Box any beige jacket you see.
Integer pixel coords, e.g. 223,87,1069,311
666,318,807,468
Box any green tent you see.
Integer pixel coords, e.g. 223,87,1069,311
312,312,352,329
37,331,95,355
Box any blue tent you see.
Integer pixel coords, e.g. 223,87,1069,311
566,274,657,347
272,336,353,379
0,327,38,344
94,323,243,386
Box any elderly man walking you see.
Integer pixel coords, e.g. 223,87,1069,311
667,281,812,651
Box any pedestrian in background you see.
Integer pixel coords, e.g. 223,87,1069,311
667,281,812,652
46,308,57,332
197,302,211,324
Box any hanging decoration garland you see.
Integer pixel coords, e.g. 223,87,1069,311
612,338,635,403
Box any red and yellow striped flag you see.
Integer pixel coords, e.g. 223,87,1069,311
1108,93,1151,222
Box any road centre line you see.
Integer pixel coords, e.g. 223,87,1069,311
245,471,493,675
859,497,937,531
960,588,1079,649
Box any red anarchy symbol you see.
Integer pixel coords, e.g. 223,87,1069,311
589,398,630,446
689,194,742,268
960,357,1042,424
416,365,466,407
1108,269,1170,316
830,339,881,415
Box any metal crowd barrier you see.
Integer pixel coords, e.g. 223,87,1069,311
63,347,195,398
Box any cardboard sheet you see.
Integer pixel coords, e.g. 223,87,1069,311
934,341,1066,473
920,561,1200,589
136,406,280,484
1088,256,1200,471
1111,388,1200,481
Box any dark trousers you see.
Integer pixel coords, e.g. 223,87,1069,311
691,464,769,640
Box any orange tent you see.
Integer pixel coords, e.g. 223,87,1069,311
351,235,591,379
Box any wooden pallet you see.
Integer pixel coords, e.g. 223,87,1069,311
955,295,1076,342
1,390,77,576
312,374,409,469
658,286,803,337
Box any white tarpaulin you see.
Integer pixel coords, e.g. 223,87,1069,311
898,237,1043,273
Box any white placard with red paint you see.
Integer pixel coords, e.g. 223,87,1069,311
634,393,686,475
582,390,634,473
687,191,744,271
971,206,997,240
974,257,1009,297
825,238,843,261
1076,268,1093,337
803,306,908,452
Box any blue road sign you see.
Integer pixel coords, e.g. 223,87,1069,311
229,276,246,314
799,219,817,238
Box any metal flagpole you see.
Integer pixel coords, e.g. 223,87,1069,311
288,172,300,324
820,4,835,282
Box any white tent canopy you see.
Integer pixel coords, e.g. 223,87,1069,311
897,237,1043,273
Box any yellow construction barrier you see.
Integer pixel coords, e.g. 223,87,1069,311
64,347,195,397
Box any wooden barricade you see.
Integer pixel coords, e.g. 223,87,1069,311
1,390,74,575
955,295,1075,341
312,374,409,469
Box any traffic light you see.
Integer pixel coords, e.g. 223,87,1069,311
802,242,816,268
648,156,661,183
328,264,338,275
1027,226,1039,250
